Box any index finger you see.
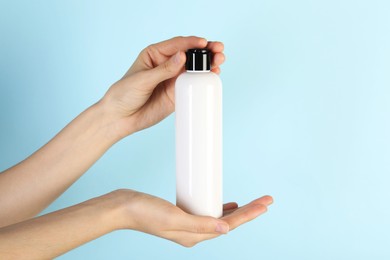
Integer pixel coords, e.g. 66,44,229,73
207,41,224,53
153,36,208,56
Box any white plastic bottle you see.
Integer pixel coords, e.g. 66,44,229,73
175,49,223,218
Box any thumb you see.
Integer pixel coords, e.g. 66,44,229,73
144,51,186,84
180,215,230,235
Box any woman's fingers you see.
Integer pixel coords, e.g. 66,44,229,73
220,195,273,231
150,36,207,57
250,195,274,206
212,52,225,69
154,38,223,57
177,214,230,235
154,38,225,69
179,201,269,246
208,41,225,71
141,51,186,87
223,195,273,215
177,196,272,234
222,202,239,216
212,67,221,74
221,203,268,231
223,208,237,216
164,196,272,247
135,37,225,75
207,41,224,53
223,202,239,210
127,36,207,74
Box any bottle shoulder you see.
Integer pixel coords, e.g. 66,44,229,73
176,71,222,87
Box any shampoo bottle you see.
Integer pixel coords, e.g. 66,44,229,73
175,49,223,218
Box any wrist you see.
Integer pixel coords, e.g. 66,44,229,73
94,190,132,231
103,189,141,230
93,98,137,141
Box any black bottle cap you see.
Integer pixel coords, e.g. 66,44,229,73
185,49,211,71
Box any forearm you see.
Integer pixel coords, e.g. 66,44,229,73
0,191,123,259
0,101,127,227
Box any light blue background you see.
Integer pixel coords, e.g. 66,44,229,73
1,0,389,259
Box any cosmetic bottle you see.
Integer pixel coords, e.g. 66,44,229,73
175,49,223,218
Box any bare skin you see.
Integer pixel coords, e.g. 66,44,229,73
0,36,273,259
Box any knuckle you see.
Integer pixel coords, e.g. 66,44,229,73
241,209,252,219
145,43,157,52
108,189,130,199
173,36,184,41
143,44,159,61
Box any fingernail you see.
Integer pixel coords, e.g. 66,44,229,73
215,223,229,234
173,51,181,65
266,195,274,205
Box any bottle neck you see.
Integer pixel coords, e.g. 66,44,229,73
186,70,210,73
